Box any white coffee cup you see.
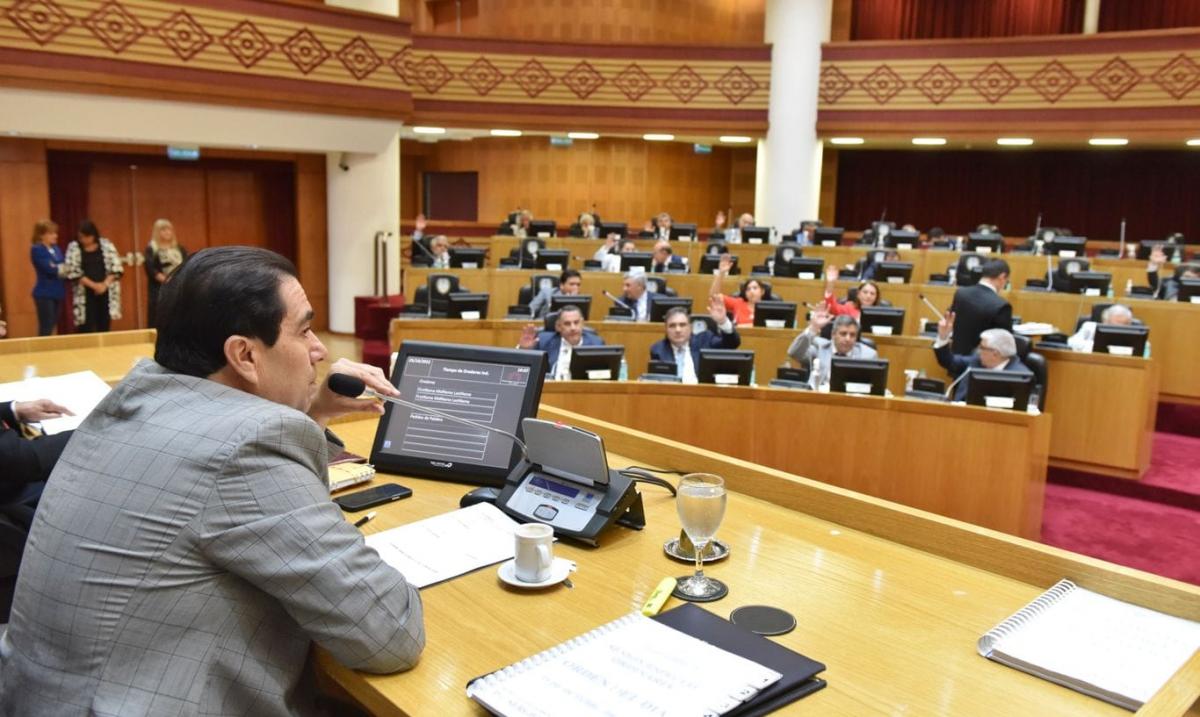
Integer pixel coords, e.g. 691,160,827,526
514,523,554,583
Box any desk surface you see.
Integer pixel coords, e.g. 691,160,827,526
317,413,1200,717
0,330,157,384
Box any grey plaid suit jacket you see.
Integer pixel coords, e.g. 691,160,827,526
0,360,424,716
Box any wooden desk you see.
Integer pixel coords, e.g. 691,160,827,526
0,330,156,384
316,414,1200,716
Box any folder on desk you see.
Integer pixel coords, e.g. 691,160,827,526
654,603,827,716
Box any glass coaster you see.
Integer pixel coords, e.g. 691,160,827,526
730,605,797,636
663,538,730,564
671,576,729,603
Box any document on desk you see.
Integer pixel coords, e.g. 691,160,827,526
364,503,523,588
0,370,110,434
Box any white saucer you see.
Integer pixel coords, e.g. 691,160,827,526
497,557,575,589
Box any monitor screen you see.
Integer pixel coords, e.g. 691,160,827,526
549,294,591,320
697,349,755,386
883,230,919,250
669,223,698,241
829,357,889,396
568,345,625,381
1046,236,1087,257
782,257,824,280
370,341,547,486
964,369,1033,411
1178,278,1200,304
1092,324,1149,356
860,306,905,336
534,249,570,270
813,227,844,247
966,233,1003,254
874,261,913,284
700,254,736,275
648,296,693,323
1066,271,1112,296
447,292,490,320
448,247,487,269
528,219,557,238
599,221,627,238
742,226,771,244
753,301,797,329
646,360,676,375
620,251,653,272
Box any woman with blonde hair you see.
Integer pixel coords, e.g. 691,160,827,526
61,219,123,333
144,218,187,327
29,219,65,335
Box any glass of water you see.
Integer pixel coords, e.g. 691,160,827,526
675,473,728,600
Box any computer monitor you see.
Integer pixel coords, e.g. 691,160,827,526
448,247,487,269
598,221,627,239
528,219,557,238
781,257,824,280
697,349,755,386
829,357,889,396
568,345,625,381
859,306,905,336
813,227,844,247
966,233,1004,254
883,230,920,250
741,226,771,244
620,251,653,273
1046,236,1087,257
1177,278,1200,304
752,301,797,329
669,223,697,241
370,341,547,486
873,261,913,284
699,254,736,275
447,292,490,320
1066,271,1112,296
1092,324,1149,357
549,294,592,320
534,249,570,270
648,296,693,323
964,370,1034,411
646,360,676,376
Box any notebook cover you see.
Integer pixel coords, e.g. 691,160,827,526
654,603,827,716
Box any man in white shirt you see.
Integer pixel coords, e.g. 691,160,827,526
619,272,661,322
1068,304,1148,355
517,305,605,379
933,313,1031,401
592,237,639,273
648,297,740,383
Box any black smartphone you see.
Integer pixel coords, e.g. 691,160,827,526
334,483,412,512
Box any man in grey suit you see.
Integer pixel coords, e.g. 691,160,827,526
0,246,424,716
787,311,878,389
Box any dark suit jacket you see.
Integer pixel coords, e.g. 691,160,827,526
0,401,71,505
649,326,741,371
652,256,687,273
934,344,1031,402
948,283,1012,355
1147,269,1182,301
535,330,605,374
619,291,668,320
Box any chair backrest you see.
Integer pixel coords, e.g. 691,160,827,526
1013,333,1032,359
531,273,559,294
645,276,668,294
426,274,463,314
955,253,985,286
1056,257,1091,278
1024,352,1049,410
568,222,583,237
858,337,877,349
543,311,559,331
517,286,534,306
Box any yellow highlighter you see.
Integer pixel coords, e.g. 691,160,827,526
641,577,677,616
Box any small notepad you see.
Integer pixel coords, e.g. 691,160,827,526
467,612,782,717
978,579,1200,710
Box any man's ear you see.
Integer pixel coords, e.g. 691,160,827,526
222,335,261,387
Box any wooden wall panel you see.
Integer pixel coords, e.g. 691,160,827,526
415,0,765,44
295,155,329,331
819,145,839,224
85,164,138,332
403,137,755,228
0,139,51,338
205,171,270,250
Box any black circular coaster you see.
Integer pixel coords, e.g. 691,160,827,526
671,576,729,603
729,605,797,636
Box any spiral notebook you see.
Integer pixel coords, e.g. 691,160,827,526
466,611,783,717
978,579,1200,711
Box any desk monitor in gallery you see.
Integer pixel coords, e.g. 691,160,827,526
549,294,592,320
813,227,844,247
534,249,570,270
1067,271,1113,297
648,296,693,324
697,349,754,386
599,221,627,238
449,248,487,269
966,233,1004,254
860,306,905,336
782,257,824,280
568,345,625,381
1176,278,1200,304
698,254,734,275
529,219,557,238
741,226,771,244
369,341,547,486
1046,236,1087,257
621,252,653,273
829,357,889,396
873,261,914,285
670,223,697,241
447,293,490,320
1093,324,1149,356
883,230,920,250
753,300,797,329
965,370,1035,411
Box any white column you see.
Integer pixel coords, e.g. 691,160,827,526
326,130,401,333
755,0,832,234
1082,0,1101,34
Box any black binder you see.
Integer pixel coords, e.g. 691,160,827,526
654,603,827,716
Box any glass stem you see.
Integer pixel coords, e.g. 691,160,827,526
693,540,706,581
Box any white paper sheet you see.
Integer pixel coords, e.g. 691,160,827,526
0,370,111,434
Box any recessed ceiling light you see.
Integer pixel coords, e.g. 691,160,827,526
719,136,753,143
996,137,1034,146
911,137,947,146
567,132,599,140
643,133,674,141
1088,138,1128,146
829,137,864,145
490,129,522,137
1186,139,1200,146
412,126,446,135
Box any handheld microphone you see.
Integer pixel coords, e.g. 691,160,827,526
944,366,972,401
1034,212,1042,235
327,374,529,463
918,293,945,322
603,290,632,312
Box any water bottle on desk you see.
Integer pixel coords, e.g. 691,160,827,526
619,357,628,381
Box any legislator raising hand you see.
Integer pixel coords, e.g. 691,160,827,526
708,294,728,325
517,323,540,350
937,310,956,342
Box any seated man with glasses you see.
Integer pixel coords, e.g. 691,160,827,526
932,312,1030,401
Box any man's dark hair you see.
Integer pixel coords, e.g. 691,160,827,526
980,259,1010,279
154,246,298,377
78,219,100,239
559,268,581,284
